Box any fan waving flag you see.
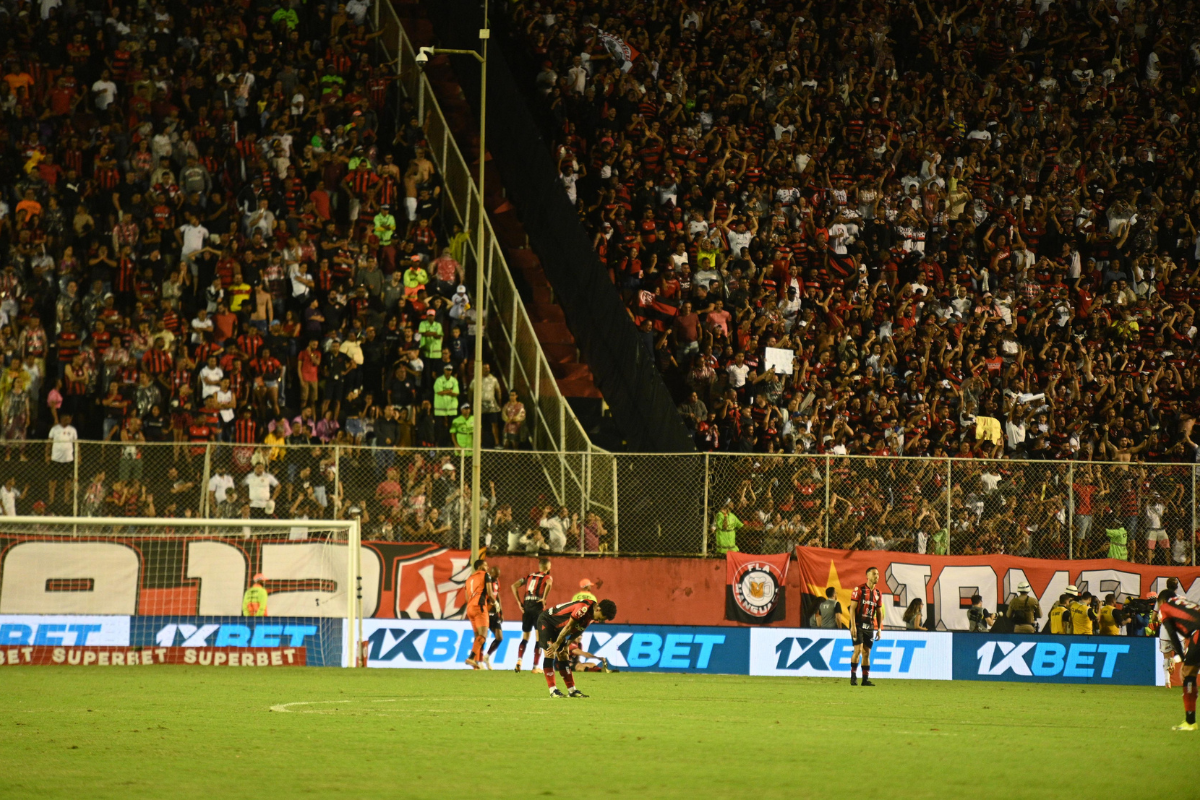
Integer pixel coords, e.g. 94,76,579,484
598,30,640,73
725,551,790,624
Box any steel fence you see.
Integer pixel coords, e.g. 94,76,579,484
375,1,596,457
6,441,1194,564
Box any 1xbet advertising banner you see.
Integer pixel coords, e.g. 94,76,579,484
749,629,952,680
357,620,750,674
796,546,1200,632
0,615,130,647
952,633,1159,685
130,616,341,667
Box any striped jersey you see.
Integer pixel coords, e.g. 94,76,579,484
540,600,596,635
522,571,551,605
850,583,882,631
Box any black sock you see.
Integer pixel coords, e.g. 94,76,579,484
1189,711,1196,725
850,663,858,677
487,638,500,655
863,666,870,681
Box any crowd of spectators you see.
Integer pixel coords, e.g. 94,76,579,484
513,0,1200,470
0,0,540,520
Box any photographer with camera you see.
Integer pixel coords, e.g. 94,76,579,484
1068,589,1098,635
968,594,994,633
1121,594,1154,637
1098,594,1121,636
1008,581,1041,634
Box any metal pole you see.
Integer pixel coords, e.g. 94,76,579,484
945,457,952,554
559,403,565,500
611,457,619,555
459,448,467,550
1068,461,1075,561
416,69,424,129
701,452,711,556
72,442,80,518
468,2,490,563
823,455,831,547
581,453,589,556
346,516,358,667
509,288,518,391
334,445,341,521
200,442,213,517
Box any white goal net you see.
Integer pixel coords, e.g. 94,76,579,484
0,516,363,667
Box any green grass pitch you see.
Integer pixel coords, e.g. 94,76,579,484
1,667,1194,799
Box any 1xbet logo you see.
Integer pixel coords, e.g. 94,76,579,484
974,640,1130,679
154,623,318,648
773,637,926,673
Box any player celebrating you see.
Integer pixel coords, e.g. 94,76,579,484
538,597,617,697
1157,591,1200,731
847,566,883,686
511,557,553,672
463,558,494,669
482,566,504,668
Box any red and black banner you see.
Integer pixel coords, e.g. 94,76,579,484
725,552,790,624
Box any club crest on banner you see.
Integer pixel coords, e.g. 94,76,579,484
726,552,790,624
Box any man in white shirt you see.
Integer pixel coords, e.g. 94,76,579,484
91,70,117,111
567,55,588,94
198,356,224,398
208,468,235,509
177,213,209,262
216,379,236,425
243,462,281,518
726,353,750,390
191,309,214,344
539,506,573,552
0,477,27,516
48,415,77,507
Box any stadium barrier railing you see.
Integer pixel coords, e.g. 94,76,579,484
4,441,1195,564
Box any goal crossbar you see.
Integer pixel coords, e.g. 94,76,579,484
1,515,364,668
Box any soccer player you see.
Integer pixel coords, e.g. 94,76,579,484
463,558,494,669
537,597,617,697
483,566,504,668
847,566,883,686
1157,591,1200,731
511,556,552,672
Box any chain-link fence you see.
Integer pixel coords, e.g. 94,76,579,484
3,441,1196,563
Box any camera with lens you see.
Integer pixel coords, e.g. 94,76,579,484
1122,596,1156,617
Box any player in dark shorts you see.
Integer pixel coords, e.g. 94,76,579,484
483,566,504,669
1157,591,1200,731
511,556,552,673
847,566,883,687
536,597,617,697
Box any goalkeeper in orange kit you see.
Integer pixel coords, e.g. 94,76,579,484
463,559,494,669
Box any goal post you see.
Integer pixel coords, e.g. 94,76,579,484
0,515,363,668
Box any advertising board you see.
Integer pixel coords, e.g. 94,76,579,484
951,633,1159,685
749,629,952,680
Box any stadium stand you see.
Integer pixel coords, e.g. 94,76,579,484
0,0,523,454
504,0,1200,462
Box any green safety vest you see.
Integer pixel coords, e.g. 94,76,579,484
242,585,268,617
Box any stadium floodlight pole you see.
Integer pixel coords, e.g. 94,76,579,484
416,1,489,563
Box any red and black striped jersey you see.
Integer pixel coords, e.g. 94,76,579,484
850,583,882,629
541,599,596,635
233,418,258,444
1159,598,1200,651
522,571,551,604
